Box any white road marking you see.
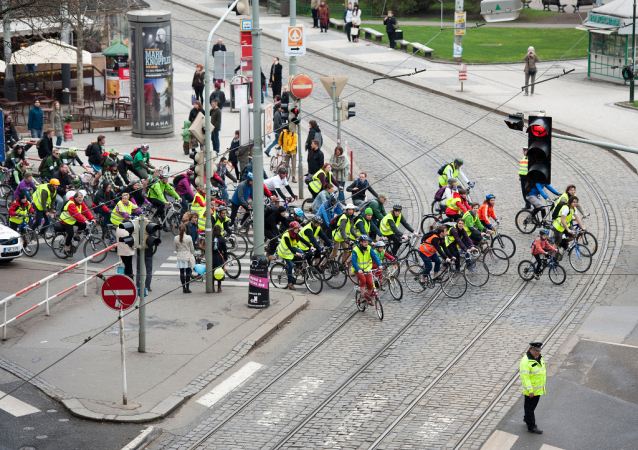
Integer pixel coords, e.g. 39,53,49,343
196,362,263,408
540,445,565,450
481,430,518,450
582,338,638,349
0,390,41,417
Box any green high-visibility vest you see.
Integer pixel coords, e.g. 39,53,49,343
110,200,133,226
519,353,546,397
298,222,320,251
351,245,373,273
379,213,401,236
518,156,528,176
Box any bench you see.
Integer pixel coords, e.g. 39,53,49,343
329,18,344,31
88,118,132,133
410,42,434,58
542,0,566,12
397,39,411,51
362,27,384,43
522,0,532,8
573,0,594,11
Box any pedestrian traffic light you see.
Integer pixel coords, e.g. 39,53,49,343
340,101,355,120
280,103,290,125
229,0,249,15
194,151,206,188
290,104,301,125
143,221,162,255
526,116,552,184
118,219,139,249
504,113,524,131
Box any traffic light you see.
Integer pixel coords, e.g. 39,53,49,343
118,219,139,249
504,113,524,131
526,116,552,184
340,101,355,120
194,151,206,188
143,221,162,255
287,101,300,133
280,103,290,125
228,0,249,15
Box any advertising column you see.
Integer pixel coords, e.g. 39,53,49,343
128,10,174,138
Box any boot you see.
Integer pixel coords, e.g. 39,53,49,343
217,280,222,292
287,284,296,290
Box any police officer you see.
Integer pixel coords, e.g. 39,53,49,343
519,342,546,434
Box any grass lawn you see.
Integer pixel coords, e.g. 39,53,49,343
366,25,588,63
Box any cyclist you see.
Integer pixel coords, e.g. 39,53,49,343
445,188,470,222
371,240,395,288
444,218,476,271
32,178,60,234
519,147,531,209
478,194,500,229
354,207,382,240
462,202,487,244
265,167,298,204
94,181,117,225
531,229,557,279
59,190,95,257
99,161,126,189
380,204,419,256
264,206,288,257
435,177,458,214
331,203,357,263
213,157,237,202
552,184,588,218
13,171,37,203
419,226,454,284
8,193,34,231
312,183,336,213
315,194,343,231
133,143,155,180
40,147,62,180
351,234,383,303
525,181,560,223
85,136,105,175
59,148,88,174
308,163,340,200
298,216,330,263
277,221,314,291
287,207,305,227
211,205,232,236
117,154,143,185
111,193,141,227
175,169,196,215
101,150,119,171
10,160,31,191
551,195,587,251
122,181,148,211
148,173,179,232
230,172,254,228
191,186,207,216
438,158,471,188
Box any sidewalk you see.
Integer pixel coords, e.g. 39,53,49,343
167,0,638,172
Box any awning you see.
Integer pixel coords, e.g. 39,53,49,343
9,17,94,37
575,25,618,35
11,39,92,65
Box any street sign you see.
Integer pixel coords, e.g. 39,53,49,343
459,63,467,81
320,76,348,101
265,103,274,134
455,12,467,35
282,24,306,57
101,275,138,311
240,19,252,31
290,74,314,100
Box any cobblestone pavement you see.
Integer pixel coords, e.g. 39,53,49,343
148,1,635,448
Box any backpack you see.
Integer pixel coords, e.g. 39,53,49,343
329,212,344,231
437,162,451,176
38,157,48,174
304,173,313,185
357,198,374,214
85,141,96,156
551,199,565,221
173,174,186,189
131,148,139,159
433,186,447,201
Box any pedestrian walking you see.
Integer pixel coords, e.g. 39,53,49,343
269,57,283,98
307,140,324,176
305,120,322,153
136,249,153,294
209,81,227,112
116,226,135,279
311,0,320,27
519,147,531,209
228,130,241,179
524,46,540,96
520,342,546,434
318,1,330,33
384,11,398,49
344,2,354,42
210,100,221,154
211,225,228,292
266,99,283,156
192,64,205,104
51,101,64,147
25,99,43,152
36,128,54,160
329,146,348,186
351,4,362,43
175,224,195,293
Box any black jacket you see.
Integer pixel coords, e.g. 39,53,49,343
189,107,203,123
95,182,117,209
281,91,290,104
307,149,324,175
51,169,74,193
37,136,54,159
4,120,18,147
212,43,227,57
346,179,379,202
228,138,240,164
384,16,397,33
269,63,283,84
305,126,323,152
209,89,227,110
86,142,103,166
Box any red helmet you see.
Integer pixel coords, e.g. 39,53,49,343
187,170,194,176
289,221,300,229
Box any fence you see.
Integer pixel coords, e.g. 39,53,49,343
0,244,119,340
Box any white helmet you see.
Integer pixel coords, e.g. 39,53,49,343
65,191,76,201
79,189,87,197
345,203,356,210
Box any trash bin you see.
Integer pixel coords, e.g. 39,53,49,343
395,30,403,40
280,0,290,16
248,255,270,308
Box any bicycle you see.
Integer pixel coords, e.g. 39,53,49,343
486,223,516,259
514,199,556,234
354,269,384,320
269,251,323,294
404,262,468,298
194,248,242,279
269,148,290,181
553,231,592,273
518,253,566,285
319,242,355,289
476,237,510,276
429,182,475,214
14,220,39,257
573,219,597,256
374,265,402,301
458,250,490,287
50,222,108,262
144,200,182,236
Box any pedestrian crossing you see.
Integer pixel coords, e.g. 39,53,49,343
0,390,40,417
154,253,252,287
481,431,565,450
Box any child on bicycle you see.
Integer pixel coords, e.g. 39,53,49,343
531,228,556,279
478,194,500,229
371,241,395,287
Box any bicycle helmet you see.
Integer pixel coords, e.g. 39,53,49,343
141,143,149,150
79,189,87,197
393,204,403,211
345,203,355,210
289,221,301,229
108,150,118,156
294,207,304,217
329,194,338,204
124,154,133,161
49,178,60,186
247,172,253,180
217,206,227,212
486,194,495,200
65,191,76,201
539,228,548,235
68,148,78,155
358,234,371,242
311,216,323,224
375,240,386,247
453,158,464,165
160,173,170,179
187,170,194,176
278,166,287,174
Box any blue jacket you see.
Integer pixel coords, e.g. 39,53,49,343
231,179,252,207
529,183,559,200
28,106,43,130
316,200,343,225
351,244,382,272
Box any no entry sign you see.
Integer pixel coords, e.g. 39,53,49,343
101,275,138,311
290,74,314,100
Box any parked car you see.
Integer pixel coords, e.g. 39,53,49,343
0,224,23,262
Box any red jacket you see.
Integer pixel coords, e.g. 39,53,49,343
531,237,556,256
445,192,470,216
9,201,34,217
63,200,95,224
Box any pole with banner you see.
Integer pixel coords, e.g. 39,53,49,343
251,0,265,256
453,0,465,62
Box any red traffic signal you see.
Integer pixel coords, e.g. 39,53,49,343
528,124,547,137
527,116,552,184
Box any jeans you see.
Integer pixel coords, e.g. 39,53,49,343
180,192,194,215
419,252,441,276
212,129,220,154
180,267,192,289
285,255,304,284
345,22,353,41
55,194,65,214
34,208,50,233
56,136,63,146
25,128,43,152
266,131,281,155
219,187,229,201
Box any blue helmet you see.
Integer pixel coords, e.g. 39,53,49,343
294,207,304,217
486,194,495,200
358,234,371,242
247,172,253,180
539,228,549,235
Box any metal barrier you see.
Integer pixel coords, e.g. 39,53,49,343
0,244,118,340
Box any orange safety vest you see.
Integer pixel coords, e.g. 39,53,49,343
419,234,439,257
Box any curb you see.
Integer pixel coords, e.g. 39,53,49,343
614,101,638,112
120,426,163,450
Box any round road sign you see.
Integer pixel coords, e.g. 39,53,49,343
101,275,138,311
290,74,314,100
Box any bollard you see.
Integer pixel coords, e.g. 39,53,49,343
248,255,270,308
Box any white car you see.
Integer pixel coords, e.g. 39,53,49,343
0,224,23,262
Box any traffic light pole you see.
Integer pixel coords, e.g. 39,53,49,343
138,217,146,353
630,0,636,103
205,0,240,287
336,96,342,145
289,0,297,78
251,0,265,255
297,99,304,199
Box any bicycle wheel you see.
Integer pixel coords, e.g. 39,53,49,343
404,266,426,293
517,260,536,281
441,270,467,298
483,248,509,276
355,291,366,312
22,228,39,257
569,244,592,273
325,260,347,289
388,276,403,301
576,231,598,255
51,233,68,259
515,209,537,234
84,237,107,262
269,262,288,288
227,234,248,260
225,252,242,279
44,224,56,247
374,296,384,320
548,263,567,285
169,214,181,236
269,155,278,174
346,260,358,284
405,250,422,274
430,200,438,214
304,267,323,295
0,184,12,214
420,214,439,234
301,198,314,215
464,260,490,287
385,260,401,278
491,233,516,259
